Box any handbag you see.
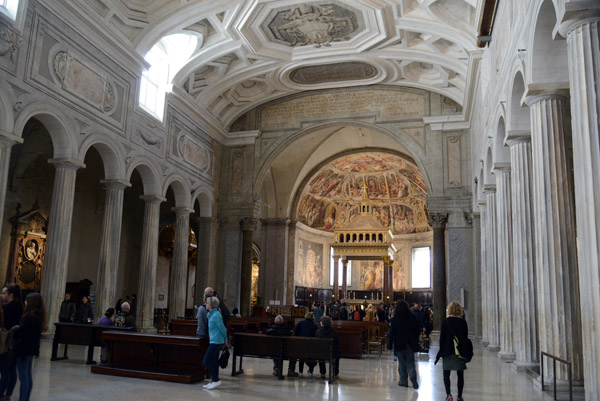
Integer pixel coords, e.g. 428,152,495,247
0,328,8,354
218,347,230,369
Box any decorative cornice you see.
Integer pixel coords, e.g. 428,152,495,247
48,158,85,170
100,179,131,190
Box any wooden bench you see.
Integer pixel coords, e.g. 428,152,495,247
91,331,208,384
168,319,198,336
231,333,335,383
51,322,133,365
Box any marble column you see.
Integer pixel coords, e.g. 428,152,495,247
0,131,22,241
485,190,500,352
431,213,448,331
333,256,339,301
169,207,193,319
507,136,539,371
495,168,516,362
479,204,490,347
563,16,600,399
41,158,84,333
137,195,163,332
95,179,129,321
194,216,217,306
341,259,348,299
527,93,583,382
240,217,257,317
261,219,288,307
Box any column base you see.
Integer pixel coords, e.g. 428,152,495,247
487,344,500,352
139,326,157,334
533,376,585,392
499,351,516,362
512,361,539,373
480,340,490,347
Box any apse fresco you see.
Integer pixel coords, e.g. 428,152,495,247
297,152,430,234
358,260,384,290
393,249,405,291
295,238,323,288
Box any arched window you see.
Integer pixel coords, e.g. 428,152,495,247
139,33,199,121
378,233,383,242
359,234,363,242
339,234,344,243
365,233,370,242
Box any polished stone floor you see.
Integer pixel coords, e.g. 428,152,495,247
26,336,565,401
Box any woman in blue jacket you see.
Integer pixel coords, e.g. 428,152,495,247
202,296,228,390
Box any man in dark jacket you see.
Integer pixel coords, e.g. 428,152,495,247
266,315,291,378
59,293,76,323
75,296,93,324
339,303,349,321
315,316,340,380
287,312,318,377
388,300,420,389
376,303,388,322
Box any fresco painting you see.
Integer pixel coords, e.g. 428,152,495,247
297,152,430,234
295,238,323,288
358,260,384,290
393,249,405,291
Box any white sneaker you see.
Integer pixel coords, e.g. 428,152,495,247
205,381,222,390
202,383,210,389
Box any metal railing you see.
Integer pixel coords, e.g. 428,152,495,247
540,351,572,401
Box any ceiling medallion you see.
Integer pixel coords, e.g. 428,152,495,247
265,3,360,48
289,62,378,84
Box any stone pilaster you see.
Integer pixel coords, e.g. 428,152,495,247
194,216,218,306
479,204,490,347
341,259,348,299
169,207,193,320
332,256,340,300
495,169,515,361
527,93,583,382
507,136,539,371
430,212,448,331
0,131,22,241
95,179,129,321
485,190,500,352
260,219,288,307
137,195,164,332
240,217,257,317
41,158,84,332
563,17,600,398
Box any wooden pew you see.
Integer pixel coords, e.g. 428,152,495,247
232,333,335,383
91,331,208,384
51,322,133,365
168,319,198,336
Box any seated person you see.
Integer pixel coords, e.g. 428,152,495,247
98,308,115,326
316,316,340,380
114,302,136,331
288,312,318,377
266,315,291,377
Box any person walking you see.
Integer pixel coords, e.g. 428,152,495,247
13,292,46,401
202,296,227,390
435,301,469,401
387,300,420,389
0,284,23,400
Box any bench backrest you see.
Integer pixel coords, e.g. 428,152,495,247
233,333,333,361
234,333,284,357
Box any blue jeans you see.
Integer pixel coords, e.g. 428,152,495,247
0,353,17,396
396,348,416,385
202,344,223,383
16,356,33,401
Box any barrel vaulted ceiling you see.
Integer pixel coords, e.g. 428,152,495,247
77,0,481,130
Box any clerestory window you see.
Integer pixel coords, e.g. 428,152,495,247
0,0,19,20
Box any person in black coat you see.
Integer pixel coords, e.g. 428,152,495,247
75,296,93,324
387,300,420,389
435,301,469,401
315,316,340,380
13,292,47,401
287,312,318,377
0,284,23,400
266,315,291,378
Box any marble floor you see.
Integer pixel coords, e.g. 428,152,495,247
25,336,570,401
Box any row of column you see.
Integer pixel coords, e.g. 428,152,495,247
480,17,600,396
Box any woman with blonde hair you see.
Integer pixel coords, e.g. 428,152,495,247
435,301,469,401
365,304,375,322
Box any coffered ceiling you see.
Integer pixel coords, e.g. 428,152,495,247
77,0,481,129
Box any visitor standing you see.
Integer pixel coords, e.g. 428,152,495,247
0,284,23,400
202,296,228,390
387,300,420,389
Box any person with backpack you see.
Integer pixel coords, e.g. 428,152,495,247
352,305,363,321
387,300,420,389
13,292,46,401
114,302,136,330
435,301,470,401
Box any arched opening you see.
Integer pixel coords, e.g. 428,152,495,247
530,0,569,85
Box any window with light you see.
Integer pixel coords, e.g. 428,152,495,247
139,33,199,121
0,0,19,20
329,248,351,287
411,246,431,288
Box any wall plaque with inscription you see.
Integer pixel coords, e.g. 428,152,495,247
289,62,378,85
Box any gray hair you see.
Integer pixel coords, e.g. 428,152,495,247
274,315,284,324
205,296,220,309
320,316,332,327
121,302,131,312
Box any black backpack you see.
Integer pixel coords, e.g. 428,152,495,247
217,297,231,328
353,310,361,321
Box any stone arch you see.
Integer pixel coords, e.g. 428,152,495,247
192,187,214,217
508,69,531,132
528,0,569,85
78,134,126,180
478,160,485,202
484,145,496,187
0,80,15,133
162,173,192,208
493,116,510,166
13,103,78,159
126,156,161,196
254,120,433,201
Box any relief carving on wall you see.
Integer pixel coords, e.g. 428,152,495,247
297,152,431,235
176,132,212,174
289,62,378,85
266,3,359,47
0,28,21,64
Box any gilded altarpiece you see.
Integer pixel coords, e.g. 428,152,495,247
8,210,48,291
